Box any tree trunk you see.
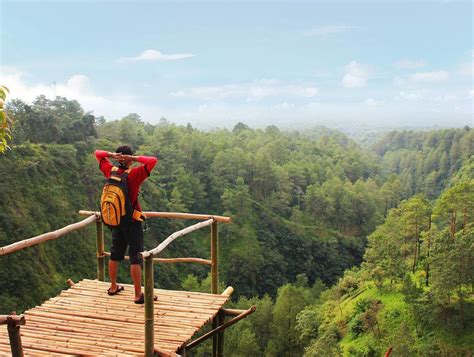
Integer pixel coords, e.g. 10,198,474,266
425,215,431,286
416,221,420,256
459,288,465,328
412,231,418,274
451,209,456,238
463,207,467,235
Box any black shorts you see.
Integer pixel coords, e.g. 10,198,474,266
110,221,144,265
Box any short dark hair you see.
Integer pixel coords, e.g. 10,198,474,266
116,145,133,155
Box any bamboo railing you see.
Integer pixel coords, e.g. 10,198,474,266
0,214,97,256
1,209,244,357
78,210,231,223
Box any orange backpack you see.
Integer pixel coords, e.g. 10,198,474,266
100,167,133,227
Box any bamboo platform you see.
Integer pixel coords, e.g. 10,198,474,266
0,279,230,356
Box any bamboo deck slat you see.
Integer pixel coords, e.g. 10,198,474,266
0,279,230,356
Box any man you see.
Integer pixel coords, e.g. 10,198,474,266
95,145,158,304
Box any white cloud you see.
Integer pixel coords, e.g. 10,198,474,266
342,61,371,88
395,59,426,69
118,49,195,63
469,89,474,98
398,91,422,100
170,79,318,101
393,76,406,86
458,61,473,77
364,98,381,106
0,67,139,119
304,25,359,37
410,70,449,82
274,102,294,110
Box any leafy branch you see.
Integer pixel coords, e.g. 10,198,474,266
0,86,13,153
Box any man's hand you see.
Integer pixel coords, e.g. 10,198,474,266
107,152,122,160
119,154,138,162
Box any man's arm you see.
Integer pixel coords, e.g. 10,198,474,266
121,155,158,176
95,150,120,177
95,150,122,161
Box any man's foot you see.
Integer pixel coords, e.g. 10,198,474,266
134,293,158,304
107,285,124,295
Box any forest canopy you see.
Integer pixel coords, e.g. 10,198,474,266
1,96,473,355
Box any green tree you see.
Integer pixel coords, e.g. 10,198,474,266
223,322,261,356
0,86,13,152
265,283,314,356
401,195,431,273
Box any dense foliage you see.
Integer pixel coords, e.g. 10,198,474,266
0,86,13,152
297,162,473,356
0,96,472,355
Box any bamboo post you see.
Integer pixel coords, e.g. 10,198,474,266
144,253,154,357
7,324,23,357
211,221,219,294
3,315,26,357
211,221,219,357
217,310,225,357
96,219,105,281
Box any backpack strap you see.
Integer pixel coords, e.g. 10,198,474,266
133,209,145,222
111,166,131,175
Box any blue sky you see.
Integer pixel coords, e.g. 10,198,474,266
1,0,473,129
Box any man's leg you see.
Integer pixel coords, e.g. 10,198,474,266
129,221,145,301
109,227,126,293
109,260,120,291
130,264,142,300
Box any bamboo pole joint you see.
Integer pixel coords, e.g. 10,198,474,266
0,315,26,326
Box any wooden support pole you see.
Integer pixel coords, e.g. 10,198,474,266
1,315,26,357
211,221,219,294
211,221,219,357
221,308,247,317
7,324,23,357
186,306,256,351
96,219,105,282
221,286,234,297
217,310,225,357
144,254,154,357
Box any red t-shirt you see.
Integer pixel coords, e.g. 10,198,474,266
95,150,158,213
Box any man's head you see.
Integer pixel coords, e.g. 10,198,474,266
116,145,133,156
116,145,134,168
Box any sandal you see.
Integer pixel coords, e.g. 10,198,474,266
134,293,158,304
107,285,124,295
